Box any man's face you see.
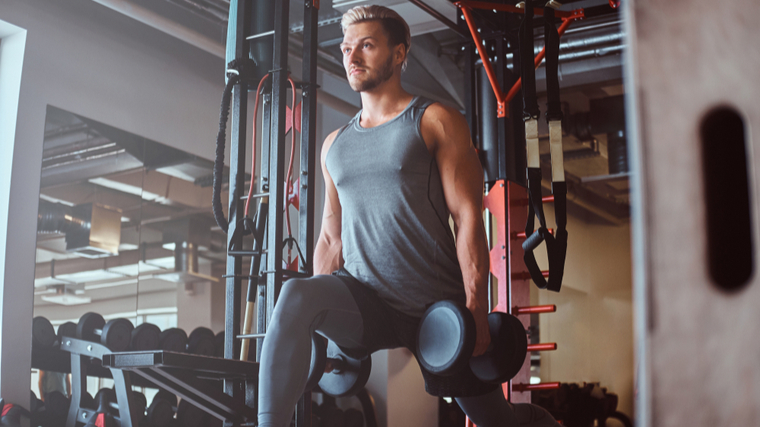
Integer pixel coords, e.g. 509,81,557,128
340,21,399,92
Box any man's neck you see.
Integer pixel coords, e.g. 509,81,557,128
359,80,413,128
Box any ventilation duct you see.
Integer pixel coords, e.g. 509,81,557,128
153,242,218,284
37,201,122,258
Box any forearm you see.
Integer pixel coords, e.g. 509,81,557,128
314,235,342,275
455,214,490,309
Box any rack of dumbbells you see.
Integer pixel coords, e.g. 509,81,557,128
31,314,236,427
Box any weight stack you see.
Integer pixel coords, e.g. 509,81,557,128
625,0,760,425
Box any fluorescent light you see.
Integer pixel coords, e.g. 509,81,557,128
41,293,92,305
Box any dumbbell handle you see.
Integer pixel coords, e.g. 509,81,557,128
324,356,347,373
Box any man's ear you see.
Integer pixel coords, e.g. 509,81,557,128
395,44,406,67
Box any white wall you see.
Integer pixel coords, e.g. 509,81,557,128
532,209,634,418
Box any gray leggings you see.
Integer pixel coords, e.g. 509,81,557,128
257,275,559,427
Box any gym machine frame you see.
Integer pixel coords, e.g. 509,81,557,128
104,1,320,426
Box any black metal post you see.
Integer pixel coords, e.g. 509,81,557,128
223,0,250,402
265,0,289,325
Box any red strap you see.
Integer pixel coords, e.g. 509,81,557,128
2,404,13,417
95,413,106,427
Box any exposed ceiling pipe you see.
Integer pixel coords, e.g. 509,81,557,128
91,0,361,115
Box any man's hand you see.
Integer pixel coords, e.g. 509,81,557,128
468,299,491,357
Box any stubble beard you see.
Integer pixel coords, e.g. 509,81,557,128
349,54,394,93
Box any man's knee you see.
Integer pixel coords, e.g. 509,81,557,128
276,278,315,315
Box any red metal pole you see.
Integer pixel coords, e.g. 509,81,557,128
459,6,505,113
511,270,549,281
528,343,557,351
513,229,554,239
513,304,557,315
513,382,561,392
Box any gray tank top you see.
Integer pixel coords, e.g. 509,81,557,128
326,96,465,317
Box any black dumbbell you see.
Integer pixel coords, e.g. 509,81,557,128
176,400,209,427
306,334,372,397
344,408,364,427
147,391,177,427
187,327,215,356
32,317,57,350
131,323,161,351
77,313,134,352
159,328,188,353
58,322,77,340
416,300,528,384
44,390,70,419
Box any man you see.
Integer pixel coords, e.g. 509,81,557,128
257,5,560,427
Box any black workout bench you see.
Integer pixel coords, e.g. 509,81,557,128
102,351,258,426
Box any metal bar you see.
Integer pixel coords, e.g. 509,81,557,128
223,0,249,402
512,382,561,392
256,93,272,362
512,229,553,239
527,343,557,351
132,368,241,422
266,0,289,330
238,333,266,339
513,304,556,315
246,30,275,40
241,192,270,200
409,0,469,38
299,0,319,279
66,355,88,427
511,270,550,280
111,369,135,427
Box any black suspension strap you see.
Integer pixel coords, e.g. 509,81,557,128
520,1,568,293
212,58,257,234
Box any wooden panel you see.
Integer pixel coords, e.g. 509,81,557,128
626,0,760,424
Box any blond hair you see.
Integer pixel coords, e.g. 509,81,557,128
341,5,411,71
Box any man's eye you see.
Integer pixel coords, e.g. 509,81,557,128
363,43,371,48
343,48,351,54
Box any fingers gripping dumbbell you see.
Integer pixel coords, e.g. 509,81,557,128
416,300,528,384
77,312,134,352
305,334,372,397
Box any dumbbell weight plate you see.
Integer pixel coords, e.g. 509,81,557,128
147,399,174,427
77,312,105,342
32,316,56,349
187,327,216,356
94,388,116,407
416,300,475,376
305,333,327,391
101,318,134,352
44,390,70,418
469,312,528,384
177,400,209,427
318,340,372,398
159,328,188,352
131,323,161,351
153,390,178,408
344,408,365,427
320,406,346,427
58,321,77,340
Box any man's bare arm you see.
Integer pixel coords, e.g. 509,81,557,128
314,129,344,275
422,103,492,356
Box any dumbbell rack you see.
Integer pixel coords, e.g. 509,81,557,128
58,338,137,427
103,0,320,426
